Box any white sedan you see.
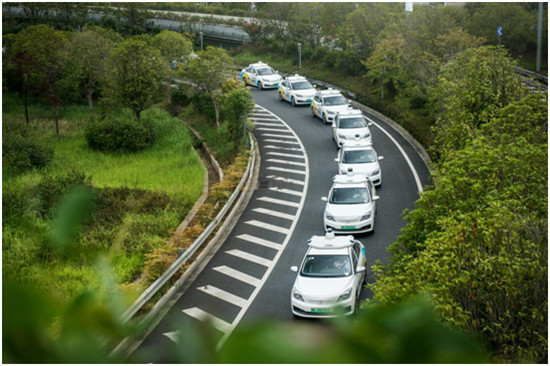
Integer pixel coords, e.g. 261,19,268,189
335,141,384,187
290,230,367,318
332,109,373,147
241,61,283,89
278,74,316,106
322,174,379,234
311,89,351,124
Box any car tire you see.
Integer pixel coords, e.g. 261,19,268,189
291,96,296,106
279,92,284,102
258,81,263,90
323,114,329,124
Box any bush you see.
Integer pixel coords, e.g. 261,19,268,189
35,170,93,218
171,87,190,106
191,91,215,121
2,134,54,172
85,115,154,152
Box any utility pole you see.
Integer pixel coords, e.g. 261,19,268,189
297,43,302,70
536,2,543,72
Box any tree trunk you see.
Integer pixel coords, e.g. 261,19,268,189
86,91,94,119
213,98,221,128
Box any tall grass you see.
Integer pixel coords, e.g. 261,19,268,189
3,94,205,307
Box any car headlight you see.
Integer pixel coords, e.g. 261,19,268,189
364,132,371,138
338,133,346,139
292,288,304,302
326,212,335,221
337,288,352,302
327,110,336,115
360,211,372,221
372,169,380,176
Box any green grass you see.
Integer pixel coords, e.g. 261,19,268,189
3,95,205,307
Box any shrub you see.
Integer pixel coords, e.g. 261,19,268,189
171,87,190,106
2,134,54,172
85,115,154,152
190,91,215,121
35,170,93,218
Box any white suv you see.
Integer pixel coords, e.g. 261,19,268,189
322,174,379,234
311,89,351,124
278,74,316,106
241,61,283,89
290,230,367,318
335,141,384,186
332,109,373,147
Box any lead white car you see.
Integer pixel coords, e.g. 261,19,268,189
278,74,316,106
241,61,283,89
335,141,384,187
322,174,379,234
332,109,373,147
290,230,367,318
311,89,351,124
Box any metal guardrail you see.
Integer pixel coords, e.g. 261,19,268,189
515,67,548,85
120,133,255,323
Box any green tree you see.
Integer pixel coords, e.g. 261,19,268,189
186,46,234,128
10,24,67,131
63,28,114,118
106,38,169,121
152,30,193,65
220,78,255,144
431,46,526,159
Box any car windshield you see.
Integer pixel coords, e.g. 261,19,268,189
330,187,370,204
324,95,347,106
257,67,275,75
291,81,313,90
342,150,376,164
301,254,352,277
339,117,367,129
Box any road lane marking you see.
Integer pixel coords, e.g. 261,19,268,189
257,196,300,207
255,127,293,133
260,133,296,139
266,158,306,167
236,233,283,250
263,139,300,145
244,220,290,235
266,151,305,159
182,307,231,333
266,166,305,175
268,187,302,197
264,145,303,152
197,285,248,308
251,207,295,221
253,122,284,126
226,249,272,267
212,265,261,287
266,175,305,186
363,115,424,193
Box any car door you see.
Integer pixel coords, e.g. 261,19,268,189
249,68,258,84
350,248,362,298
353,241,366,286
332,115,339,140
282,81,290,100
312,93,321,116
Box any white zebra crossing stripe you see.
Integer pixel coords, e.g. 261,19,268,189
263,139,300,145
266,175,305,186
244,220,290,235
197,285,248,308
268,187,303,197
266,166,305,175
266,151,305,159
264,145,303,151
212,265,261,287
251,207,296,221
260,133,295,139
226,249,272,267
255,127,292,133
182,307,231,333
266,158,306,167
257,196,301,207
236,233,282,250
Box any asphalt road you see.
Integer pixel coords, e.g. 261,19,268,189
132,86,431,362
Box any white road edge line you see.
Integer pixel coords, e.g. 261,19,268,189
215,105,310,350
364,115,424,193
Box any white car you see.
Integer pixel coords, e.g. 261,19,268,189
290,230,367,318
278,75,316,106
322,174,379,234
241,61,283,89
311,89,351,124
332,109,373,147
335,141,384,187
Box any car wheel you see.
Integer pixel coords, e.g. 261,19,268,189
323,114,329,124
258,81,263,90
279,92,284,102
311,107,316,118
291,96,296,106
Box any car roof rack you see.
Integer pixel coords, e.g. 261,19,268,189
307,229,355,249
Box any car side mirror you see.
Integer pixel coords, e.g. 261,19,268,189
378,156,384,161
356,265,366,273
290,266,298,273
321,197,328,202
334,158,339,162
368,122,373,126
373,195,380,201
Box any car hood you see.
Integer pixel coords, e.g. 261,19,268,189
294,88,316,97
326,202,373,218
340,162,380,175
338,127,371,137
294,275,355,300
259,74,282,82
